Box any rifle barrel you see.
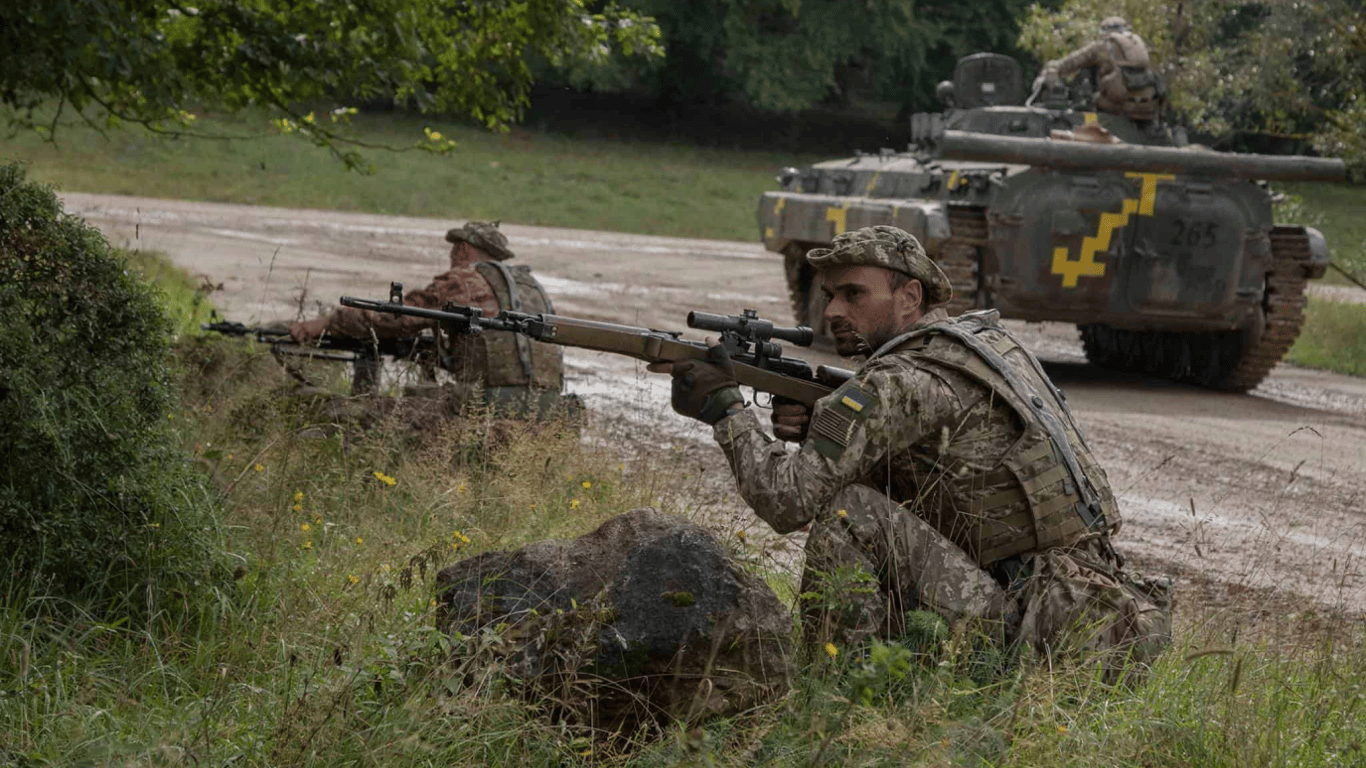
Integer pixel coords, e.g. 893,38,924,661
339,296,839,405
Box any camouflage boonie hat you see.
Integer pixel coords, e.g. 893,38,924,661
446,221,515,261
1099,15,1130,33
806,225,953,306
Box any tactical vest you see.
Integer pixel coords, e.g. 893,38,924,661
869,311,1120,566
1097,32,1162,121
437,262,563,391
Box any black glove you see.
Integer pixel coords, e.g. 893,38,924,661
670,345,744,425
770,395,812,443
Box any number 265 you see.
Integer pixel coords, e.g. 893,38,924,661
1171,220,1218,247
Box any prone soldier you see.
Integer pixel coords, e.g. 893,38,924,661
652,225,1172,679
292,221,568,414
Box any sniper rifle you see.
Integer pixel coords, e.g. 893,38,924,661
340,282,853,405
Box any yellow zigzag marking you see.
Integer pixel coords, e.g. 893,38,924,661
764,197,787,239
864,171,881,196
1050,172,1175,288
825,203,850,235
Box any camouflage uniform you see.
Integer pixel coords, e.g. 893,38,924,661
1040,17,1164,122
713,226,1171,678
317,221,513,341
298,222,566,412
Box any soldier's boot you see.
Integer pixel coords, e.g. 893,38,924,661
1015,543,1173,684
801,485,1014,646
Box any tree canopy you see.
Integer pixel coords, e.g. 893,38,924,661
1019,0,1365,170
551,0,1047,115
0,0,661,168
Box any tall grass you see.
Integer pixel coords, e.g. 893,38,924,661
2,252,1363,766
1287,297,1366,376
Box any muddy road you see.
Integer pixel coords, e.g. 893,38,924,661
64,192,1366,621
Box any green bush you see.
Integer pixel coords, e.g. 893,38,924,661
0,162,231,617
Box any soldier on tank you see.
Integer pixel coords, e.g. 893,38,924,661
651,225,1171,679
291,221,568,414
1035,16,1165,125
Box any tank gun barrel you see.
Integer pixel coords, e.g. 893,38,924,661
936,130,1347,182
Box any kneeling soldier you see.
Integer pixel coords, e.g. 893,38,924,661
652,225,1171,680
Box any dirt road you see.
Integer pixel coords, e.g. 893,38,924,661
63,192,1366,620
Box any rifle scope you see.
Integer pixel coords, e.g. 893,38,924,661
687,310,814,347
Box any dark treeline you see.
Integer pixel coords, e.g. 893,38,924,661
519,0,1053,154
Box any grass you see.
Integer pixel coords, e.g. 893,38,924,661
121,247,218,336
3,108,821,241
3,252,1365,767
1279,182,1366,281
1287,297,1366,377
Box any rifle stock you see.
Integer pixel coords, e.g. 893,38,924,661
340,293,854,406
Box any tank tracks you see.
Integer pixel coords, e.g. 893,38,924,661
782,205,986,339
941,206,987,316
1079,226,1312,392
783,241,827,339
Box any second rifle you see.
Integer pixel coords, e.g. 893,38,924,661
340,283,852,405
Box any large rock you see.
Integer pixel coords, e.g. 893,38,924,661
435,509,791,731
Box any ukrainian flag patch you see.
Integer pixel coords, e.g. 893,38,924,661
811,382,878,460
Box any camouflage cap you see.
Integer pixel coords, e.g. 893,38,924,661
445,221,515,261
806,225,953,306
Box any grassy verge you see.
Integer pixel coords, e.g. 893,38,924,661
1277,182,1366,283
1287,297,1366,377
2,108,821,241
3,253,1364,766
121,248,217,336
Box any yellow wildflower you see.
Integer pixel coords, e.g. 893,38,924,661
293,491,304,502
226,454,233,460
824,642,838,659
301,523,310,532
456,482,466,493
347,574,359,585
836,509,848,518
570,499,581,509
372,471,396,486
254,463,265,472
1057,726,1068,734
581,480,592,489
291,503,303,513
302,541,313,551
736,530,747,542
355,537,364,545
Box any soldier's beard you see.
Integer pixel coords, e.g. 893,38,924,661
832,319,900,358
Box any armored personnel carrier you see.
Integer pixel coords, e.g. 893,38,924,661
759,53,1347,391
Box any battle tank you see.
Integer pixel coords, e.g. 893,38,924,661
758,53,1347,391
